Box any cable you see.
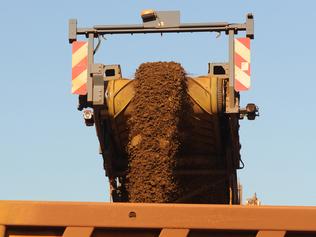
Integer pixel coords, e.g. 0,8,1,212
93,35,106,54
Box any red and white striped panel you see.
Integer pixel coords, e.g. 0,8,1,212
234,38,251,91
72,41,88,95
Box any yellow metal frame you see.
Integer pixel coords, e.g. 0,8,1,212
1,201,316,237
106,76,224,118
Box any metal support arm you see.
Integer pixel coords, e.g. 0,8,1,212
68,13,254,41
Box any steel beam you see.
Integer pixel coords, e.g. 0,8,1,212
228,29,236,111
1,201,316,232
87,33,94,102
69,13,253,37
76,24,246,36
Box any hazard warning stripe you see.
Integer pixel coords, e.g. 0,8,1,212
234,39,250,62
72,45,88,68
235,52,250,76
72,41,86,54
235,66,250,88
235,79,248,91
72,69,88,94
72,41,88,95
234,38,251,92
72,56,88,80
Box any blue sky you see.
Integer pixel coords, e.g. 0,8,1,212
1,0,316,205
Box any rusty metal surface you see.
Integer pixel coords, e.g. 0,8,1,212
159,229,189,237
1,201,316,232
63,227,93,237
0,225,5,237
256,231,285,237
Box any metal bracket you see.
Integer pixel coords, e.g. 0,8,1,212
87,34,94,102
227,29,239,113
69,12,254,36
239,103,259,120
246,13,254,39
68,19,77,43
83,109,94,126
92,64,106,75
143,11,180,28
91,64,106,105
